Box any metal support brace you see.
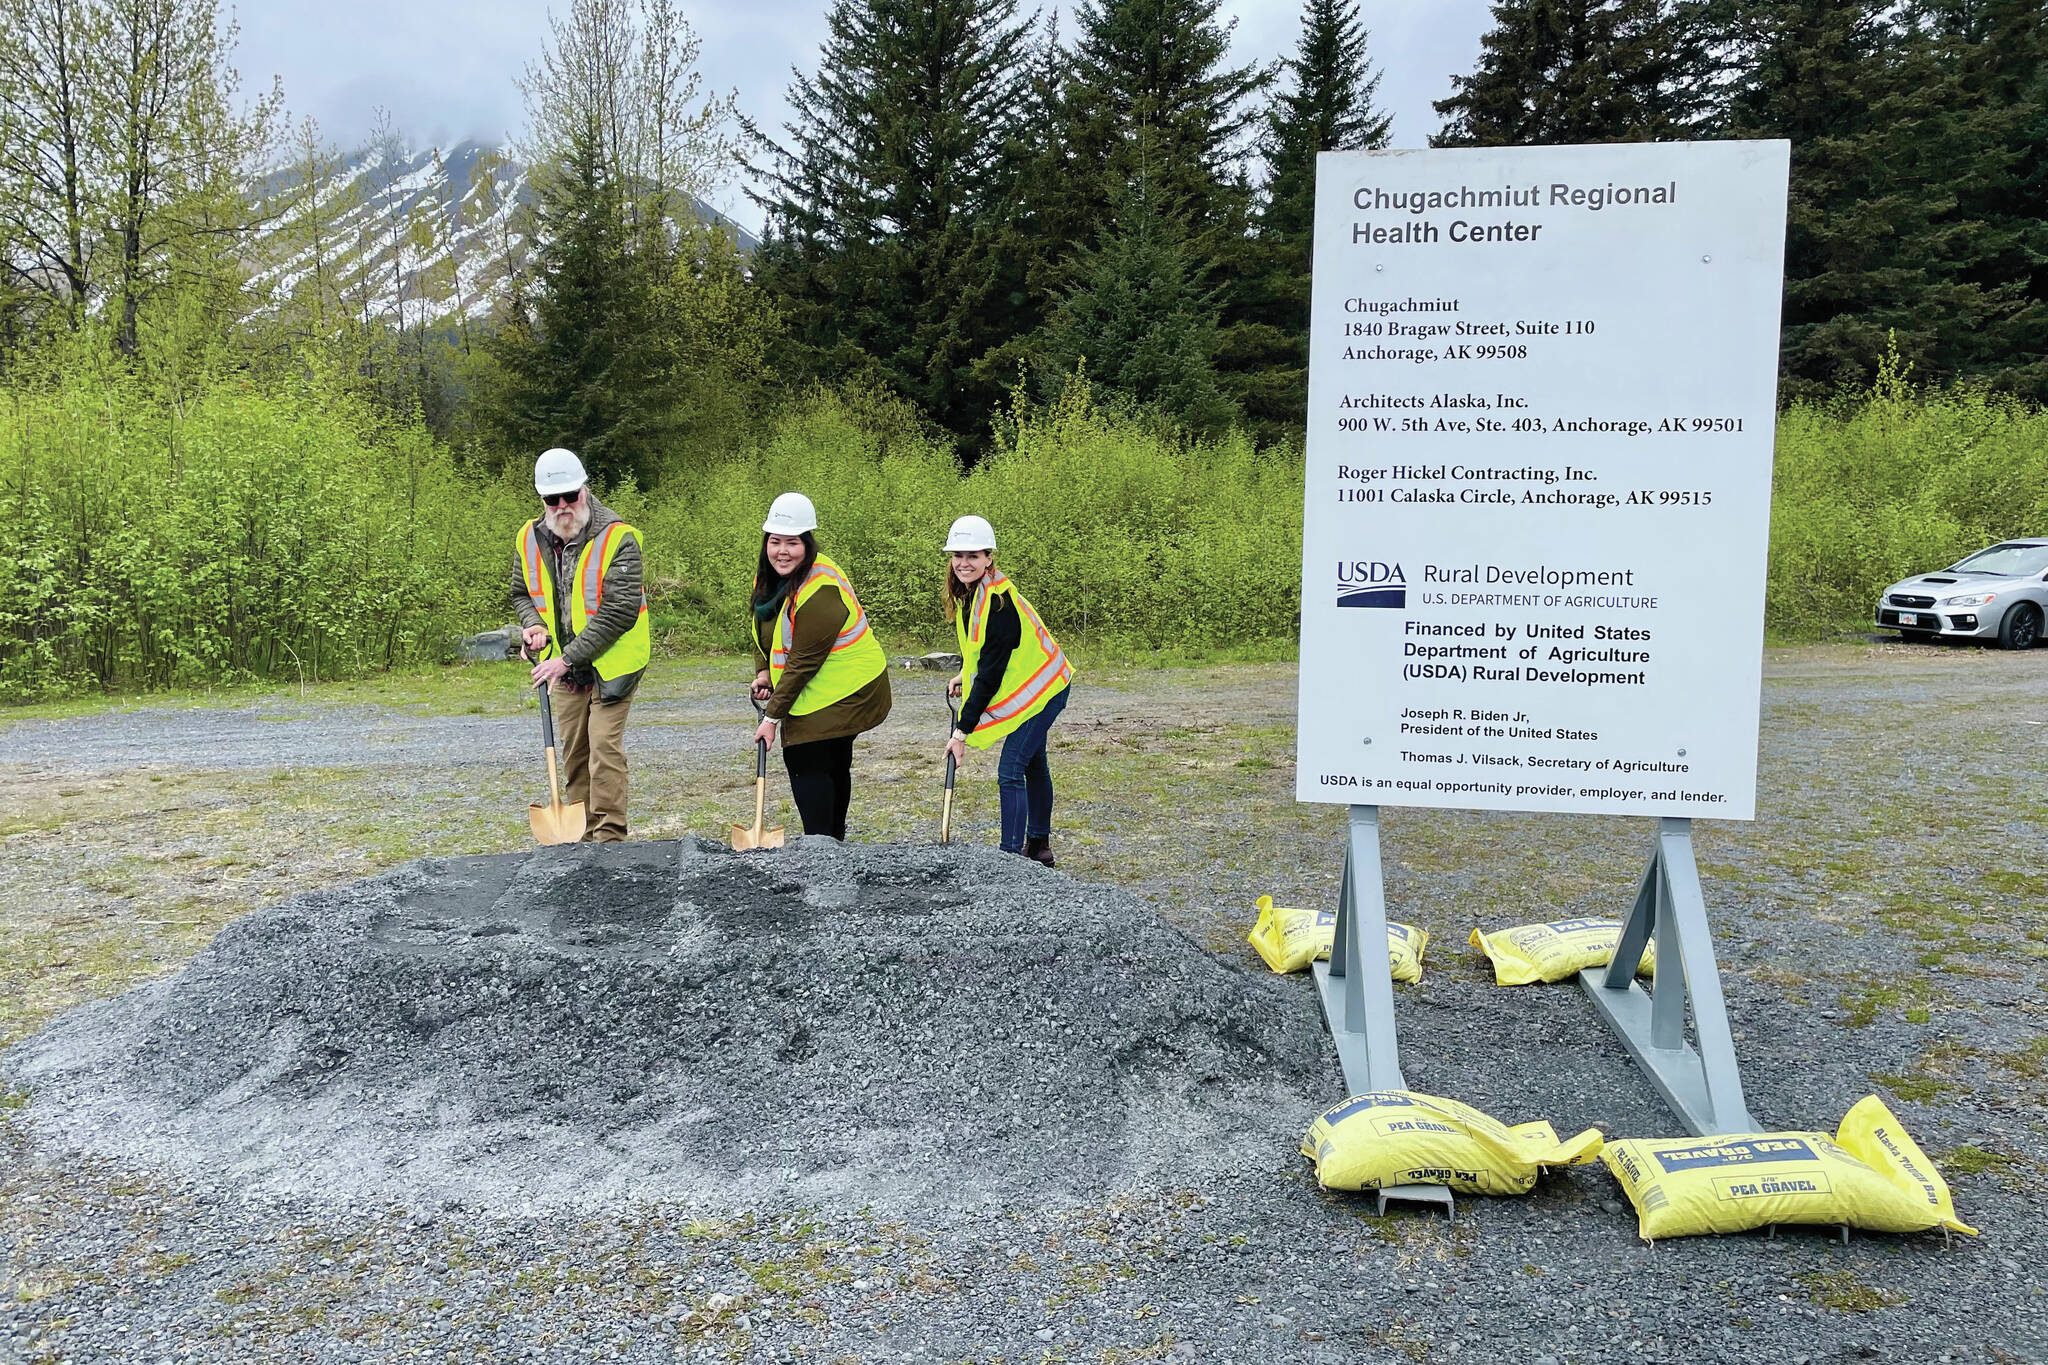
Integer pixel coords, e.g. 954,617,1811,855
1311,805,1455,1216
1577,817,1755,1137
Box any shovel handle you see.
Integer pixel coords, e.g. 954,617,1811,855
944,694,959,788
940,693,958,842
536,682,567,812
750,692,774,777
536,681,558,750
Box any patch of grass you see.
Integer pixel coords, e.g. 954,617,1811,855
1062,1262,1116,1295
738,1247,847,1298
1937,1145,2018,1178
0,926,172,1051
1869,1071,1956,1103
1982,869,2048,898
1837,975,1941,1029
1799,1269,1905,1313
1993,1037,2048,1082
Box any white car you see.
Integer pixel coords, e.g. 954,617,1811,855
1875,539,2048,649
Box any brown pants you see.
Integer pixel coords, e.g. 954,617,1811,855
550,683,631,842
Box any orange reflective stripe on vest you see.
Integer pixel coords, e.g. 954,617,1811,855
581,523,619,613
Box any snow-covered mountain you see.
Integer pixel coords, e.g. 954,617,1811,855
250,139,759,329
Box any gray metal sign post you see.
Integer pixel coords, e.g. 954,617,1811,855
1311,807,1754,1210
1310,804,1455,1215
1577,817,1754,1137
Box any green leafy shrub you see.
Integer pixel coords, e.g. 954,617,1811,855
1770,366,2048,639
639,384,1306,654
0,366,518,701
8,348,2043,706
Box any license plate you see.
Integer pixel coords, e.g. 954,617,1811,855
1898,613,1919,626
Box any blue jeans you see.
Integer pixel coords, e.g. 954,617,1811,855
996,686,1069,853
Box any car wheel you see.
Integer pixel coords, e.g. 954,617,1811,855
1898,630,1938,644
1999,603,2042,650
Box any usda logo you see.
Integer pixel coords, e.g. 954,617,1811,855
1337,559,1407,609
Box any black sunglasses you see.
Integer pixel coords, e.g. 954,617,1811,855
542,488,582,507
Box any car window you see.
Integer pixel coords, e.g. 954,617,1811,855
1950,543,2048,576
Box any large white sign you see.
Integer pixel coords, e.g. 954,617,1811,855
1295,141,1789,820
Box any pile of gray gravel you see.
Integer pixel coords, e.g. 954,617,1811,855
5,838,1339,1213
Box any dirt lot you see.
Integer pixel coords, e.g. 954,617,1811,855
2,643,2045,1364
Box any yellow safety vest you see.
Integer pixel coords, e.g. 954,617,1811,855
955,569,1071,749
768,553,888,715
515,518,652,681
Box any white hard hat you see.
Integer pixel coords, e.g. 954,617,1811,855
534,447,587,495
763,491,818,535
945,515,996,552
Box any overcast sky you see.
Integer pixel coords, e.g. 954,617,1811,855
233,0,1496,229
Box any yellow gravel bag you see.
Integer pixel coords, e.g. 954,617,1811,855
1468,917,1654,985
1302,1090,1605,1196
1600,1096,1977,1242
1248,896,1428,981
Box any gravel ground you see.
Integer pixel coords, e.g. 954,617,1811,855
2,644,2046,1364
0,693,739,774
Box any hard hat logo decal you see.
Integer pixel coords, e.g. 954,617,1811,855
535,448,587,496
764,492,818,535
946,515,996,553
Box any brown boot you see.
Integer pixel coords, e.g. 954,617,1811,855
1024,837,1056,869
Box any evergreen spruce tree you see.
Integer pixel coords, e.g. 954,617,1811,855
1621,0,2044,396
1263,0,1389,246
486,127,673,488
1037,0,1266,426
748,0,1035,444
973,19,1081,404
1058,0,1267,242
1245,0,1391,430
1037,180,1236,438
1433,0,1712,146
1896,0,2048,397
1707,0,2026,396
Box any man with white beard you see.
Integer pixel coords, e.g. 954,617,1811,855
509,448,651,842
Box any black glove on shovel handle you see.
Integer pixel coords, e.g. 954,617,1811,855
528,681,588,845
731,694,787,851
940,695,959,844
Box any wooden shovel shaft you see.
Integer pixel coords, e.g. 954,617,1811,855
733,709,785,849
529,680,587,844
537,683,564,806
940,694,958,843
752,750,768,841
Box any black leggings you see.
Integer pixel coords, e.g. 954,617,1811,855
782,734,856,840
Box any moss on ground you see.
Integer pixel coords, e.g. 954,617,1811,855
1799,1268,1906,1312
1937,1144,2019,1178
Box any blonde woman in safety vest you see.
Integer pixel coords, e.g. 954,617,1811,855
749,492,893,840
941,515,1073,866
510,448,651,842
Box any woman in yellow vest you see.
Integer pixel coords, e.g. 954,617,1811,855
749,492,892,840
941,515,1073,866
